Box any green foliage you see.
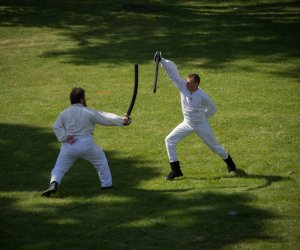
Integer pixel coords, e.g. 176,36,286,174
0,0,299,249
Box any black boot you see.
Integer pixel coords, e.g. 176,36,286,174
166,161,183,180
224,154,237,174
41,181,58,197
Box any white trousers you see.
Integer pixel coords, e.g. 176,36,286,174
50,135,112,188
165,120,228,162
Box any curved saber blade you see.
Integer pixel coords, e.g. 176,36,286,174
153,57,159,93
126,64,138,117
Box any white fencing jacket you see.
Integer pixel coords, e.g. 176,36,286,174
53,104,124,142
161,58,217,125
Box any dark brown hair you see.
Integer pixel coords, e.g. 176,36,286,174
70,87,85,104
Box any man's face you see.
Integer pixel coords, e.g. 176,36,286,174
186,77,199,92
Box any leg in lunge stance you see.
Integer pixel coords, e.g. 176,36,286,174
193,121,237,174
165,122,193,180
83,143,113,189
42,146,77,197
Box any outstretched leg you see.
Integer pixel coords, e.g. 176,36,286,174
42,143,77,197
193,121,237,173
83,142,113,188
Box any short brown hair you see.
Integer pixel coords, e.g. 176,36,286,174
188,74,200,84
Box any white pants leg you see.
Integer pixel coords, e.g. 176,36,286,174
50,136,112,188
50,144,77,185
192,121,228,159
165,120,228,162
165,121,194,162
81,141,112,188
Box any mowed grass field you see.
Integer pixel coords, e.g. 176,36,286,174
0,0,299,249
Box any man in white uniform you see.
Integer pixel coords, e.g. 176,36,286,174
154,52,237,180
42,87,130,197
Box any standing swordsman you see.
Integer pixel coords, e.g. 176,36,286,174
153,52,238,180
42,87,131,197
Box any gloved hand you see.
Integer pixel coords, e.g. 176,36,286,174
154,51,162,62
123,116,132,126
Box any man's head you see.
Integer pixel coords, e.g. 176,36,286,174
186,73,200,92
70,87,86,106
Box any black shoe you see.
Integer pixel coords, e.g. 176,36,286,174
166,161,183,180
41,181,58,197
166,169,183,180
224,154,237,173
102,186,113,190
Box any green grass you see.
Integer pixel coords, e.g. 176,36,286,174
0,0,299,249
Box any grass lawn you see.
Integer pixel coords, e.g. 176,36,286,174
0,0,299,249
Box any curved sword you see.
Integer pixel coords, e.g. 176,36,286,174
125,64,138,117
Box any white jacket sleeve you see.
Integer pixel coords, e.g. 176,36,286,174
203,93,217,118
52,114,68,142
92,110,124,126
160,58,186,92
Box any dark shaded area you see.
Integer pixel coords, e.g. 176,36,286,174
0,123,158,193
0,123,283,249
0,123,56,191
0,0,299,78
0,190,278,249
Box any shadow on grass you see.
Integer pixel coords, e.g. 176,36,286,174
232,169,288,191
0,123,57,191
1,0,299,78
0,123,159,193
0,123,280,249
0,190,277,249
188,168,288,191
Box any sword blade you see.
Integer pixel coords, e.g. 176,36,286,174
153,58,159,93
126,64,138,117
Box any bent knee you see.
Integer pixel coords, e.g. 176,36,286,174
165,134,174,144
165,136,179,147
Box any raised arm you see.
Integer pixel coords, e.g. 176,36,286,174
160,58,187,92
153,52,186,92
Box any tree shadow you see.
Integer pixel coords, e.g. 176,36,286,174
0,123,57,191
1,0,299,79
0,123,159,194
0,123,281,249
0,188,278,249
